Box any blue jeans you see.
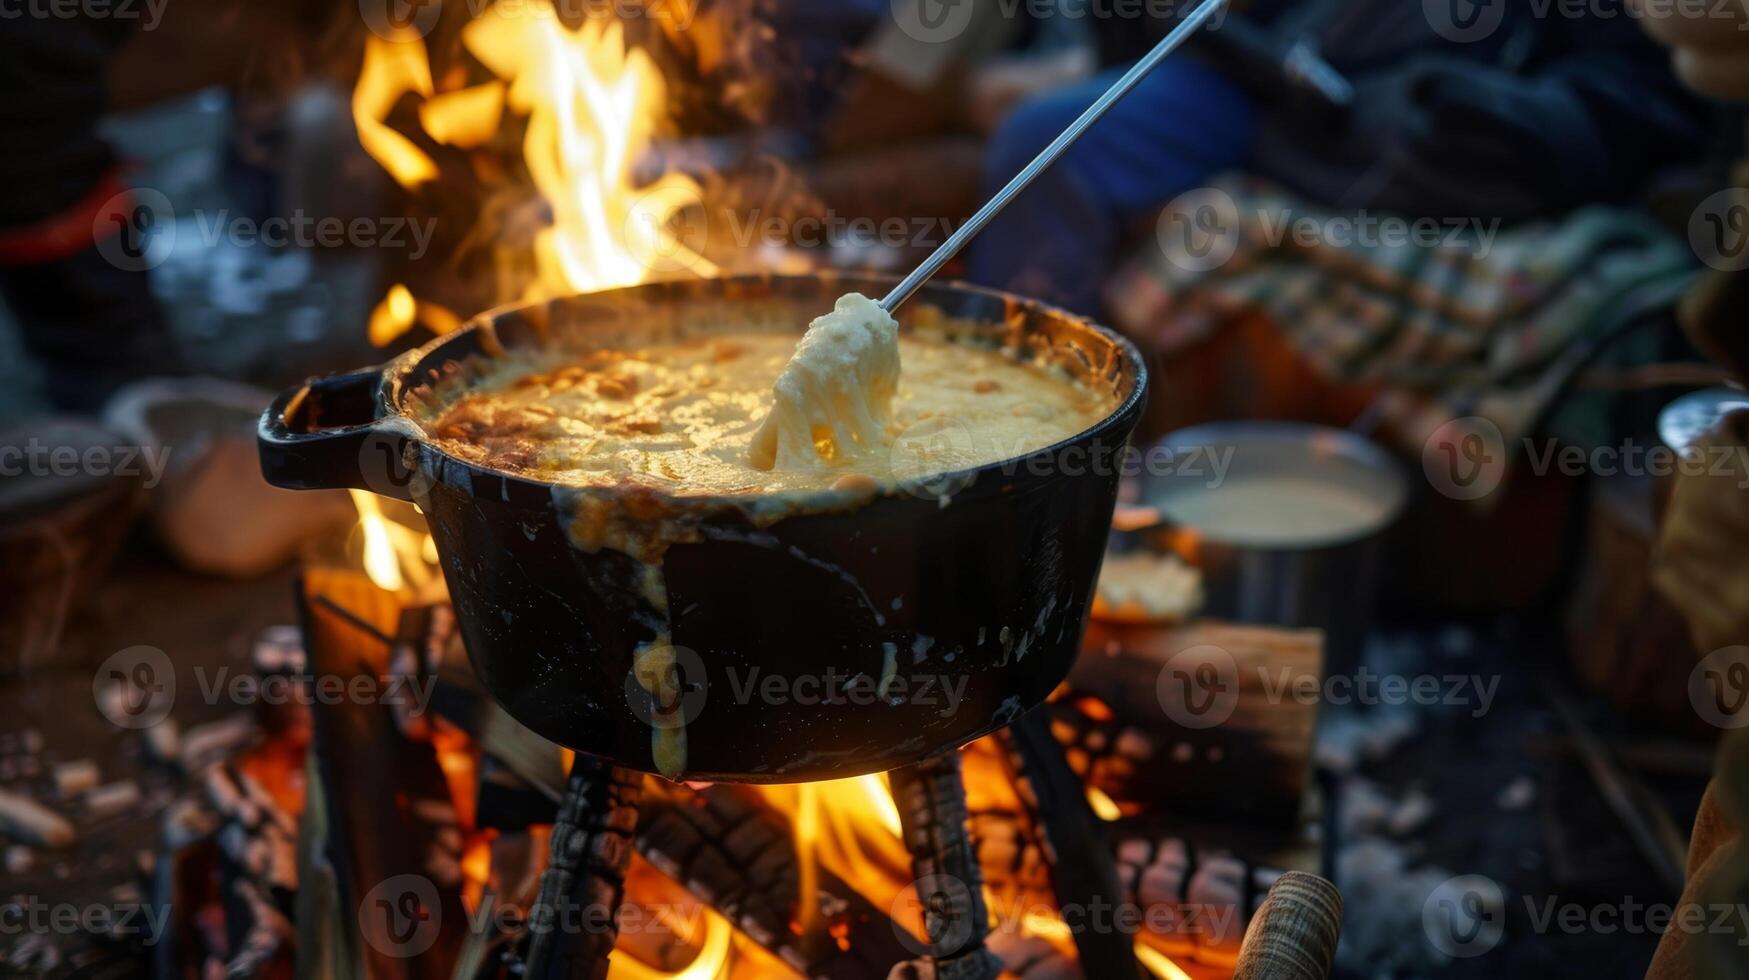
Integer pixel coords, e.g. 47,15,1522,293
968,58,1257,314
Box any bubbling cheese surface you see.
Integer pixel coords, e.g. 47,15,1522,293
425,304,1117,495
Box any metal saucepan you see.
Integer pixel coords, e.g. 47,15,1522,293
1124,421,1407,672
259,274,1146,782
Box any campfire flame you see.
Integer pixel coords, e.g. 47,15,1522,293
353,2,716,330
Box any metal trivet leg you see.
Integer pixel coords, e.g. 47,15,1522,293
524,757,643,980
1001,710,1141,978
889,753,1001,980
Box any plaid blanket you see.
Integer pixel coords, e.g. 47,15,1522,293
1103,175,1698,452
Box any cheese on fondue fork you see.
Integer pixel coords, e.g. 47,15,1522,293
748,293,900,471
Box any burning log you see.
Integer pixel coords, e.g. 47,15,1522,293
636,781,914,978
522,758,642,980
967,801,1288,971
888,754,1000,980
1063,620,1323,824
298,570,468,977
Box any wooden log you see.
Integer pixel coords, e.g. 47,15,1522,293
635,781,914,978
298,569,467,979
1067,620,1322,824
1231,872,1342,980
889,754,1000,980
523,759,642,980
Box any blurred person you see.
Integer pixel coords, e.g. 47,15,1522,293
0,11,184,412
969,0,1712,313
1639,5,1749,978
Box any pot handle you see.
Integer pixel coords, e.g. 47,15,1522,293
258,368,419,501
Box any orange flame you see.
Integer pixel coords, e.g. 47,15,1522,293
353,35,438,189
354,3,716,319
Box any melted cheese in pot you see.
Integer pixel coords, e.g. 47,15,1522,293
424,311,1116,495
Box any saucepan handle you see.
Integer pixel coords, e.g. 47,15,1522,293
258,368,419,501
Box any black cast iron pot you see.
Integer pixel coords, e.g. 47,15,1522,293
259,275,1146,782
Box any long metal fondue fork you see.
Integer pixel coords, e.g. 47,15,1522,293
878,0,1230,315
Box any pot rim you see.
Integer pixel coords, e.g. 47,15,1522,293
380,273,1149,510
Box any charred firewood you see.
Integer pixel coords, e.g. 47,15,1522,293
998,712,1140,978
1065,621,1322,825
888,754,1000,980
968,803,1279,969
523,757,643,980
635,781,914,978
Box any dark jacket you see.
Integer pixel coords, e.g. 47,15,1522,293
1113,0,1713,221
